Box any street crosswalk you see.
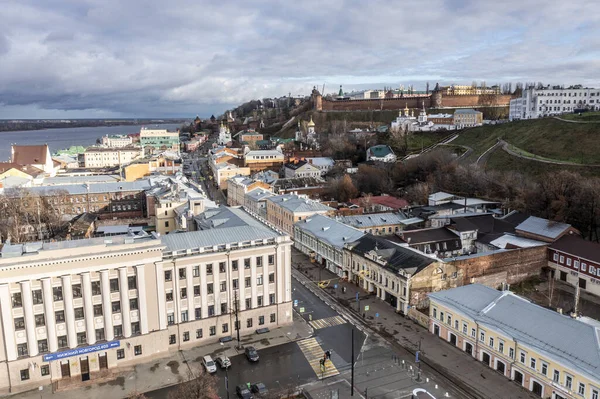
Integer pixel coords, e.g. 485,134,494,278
297,337,339,379
308,315,346,330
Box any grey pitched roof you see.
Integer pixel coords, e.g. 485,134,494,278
245,188,273,201
25,179,153,195
194,206,259,230
339,213,407,229
295,215,364,249
429,284,600,382
267,195,333,213
515,216,572,239
489,234,547,249
165,207,283,251
428,191,454,201
401,228,460,245
346,234,435,275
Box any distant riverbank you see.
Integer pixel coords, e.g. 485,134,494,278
0,119,187,132
0,123,183,161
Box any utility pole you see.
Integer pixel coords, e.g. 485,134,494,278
417,337,422,382
351,328,355,396
225,366,230,399
234,290,241,348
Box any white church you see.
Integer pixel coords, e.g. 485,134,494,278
295,116,319,149
218,120,232,145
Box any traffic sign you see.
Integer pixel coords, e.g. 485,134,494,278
299,307,305,313
364,305,370,311
416,350,420,363
375,313,379,318
356,292,359,301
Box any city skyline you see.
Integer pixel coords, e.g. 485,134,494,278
1,0,599,118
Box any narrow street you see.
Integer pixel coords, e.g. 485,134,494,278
292,249,539,399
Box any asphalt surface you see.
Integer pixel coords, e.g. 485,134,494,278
292,280,365,369
144,342,314,399
144,280,367,399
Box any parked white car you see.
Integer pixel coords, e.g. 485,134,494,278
202,355,217,373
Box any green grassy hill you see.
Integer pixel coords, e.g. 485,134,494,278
454,115,600,165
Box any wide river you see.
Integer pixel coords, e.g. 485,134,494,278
0,123,182,161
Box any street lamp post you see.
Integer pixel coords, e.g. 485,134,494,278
234,290,241,349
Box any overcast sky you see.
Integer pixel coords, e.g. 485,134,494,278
1,0,599,118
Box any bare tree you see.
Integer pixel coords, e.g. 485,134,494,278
326,174,359,202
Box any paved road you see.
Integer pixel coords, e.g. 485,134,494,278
144,342,315,399
293,249,539,399
144,279,368,399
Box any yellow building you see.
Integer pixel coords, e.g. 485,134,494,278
429,284,600,399
123,156,181,182
265,194,334,238
444,85,500,96
453,109,483,128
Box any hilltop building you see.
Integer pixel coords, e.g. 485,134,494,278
509,85,600,120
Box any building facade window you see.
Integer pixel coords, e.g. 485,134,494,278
53,287,62,302
110,278,119,292
32,289,43,305
14,317,25,330
72,284,82,298
92,281,101,295
75,307,85,320
35,314,45,327
128,276,137,290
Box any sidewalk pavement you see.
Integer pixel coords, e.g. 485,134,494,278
292,249,538,399
8,313,312,399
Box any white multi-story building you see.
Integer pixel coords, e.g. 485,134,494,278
101,135,133,148
83,147,142,168
0,208,292,394
509,85,600,120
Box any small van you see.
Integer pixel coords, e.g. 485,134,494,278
202,355,217,373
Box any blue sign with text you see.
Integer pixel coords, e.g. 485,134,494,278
43,341,120,362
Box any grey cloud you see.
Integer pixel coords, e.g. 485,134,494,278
0,0,598,118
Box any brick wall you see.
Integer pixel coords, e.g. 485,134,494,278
450,246,547,286
321,96,430,111
410,246,546,305
319,93,513,112
441,94,512,108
